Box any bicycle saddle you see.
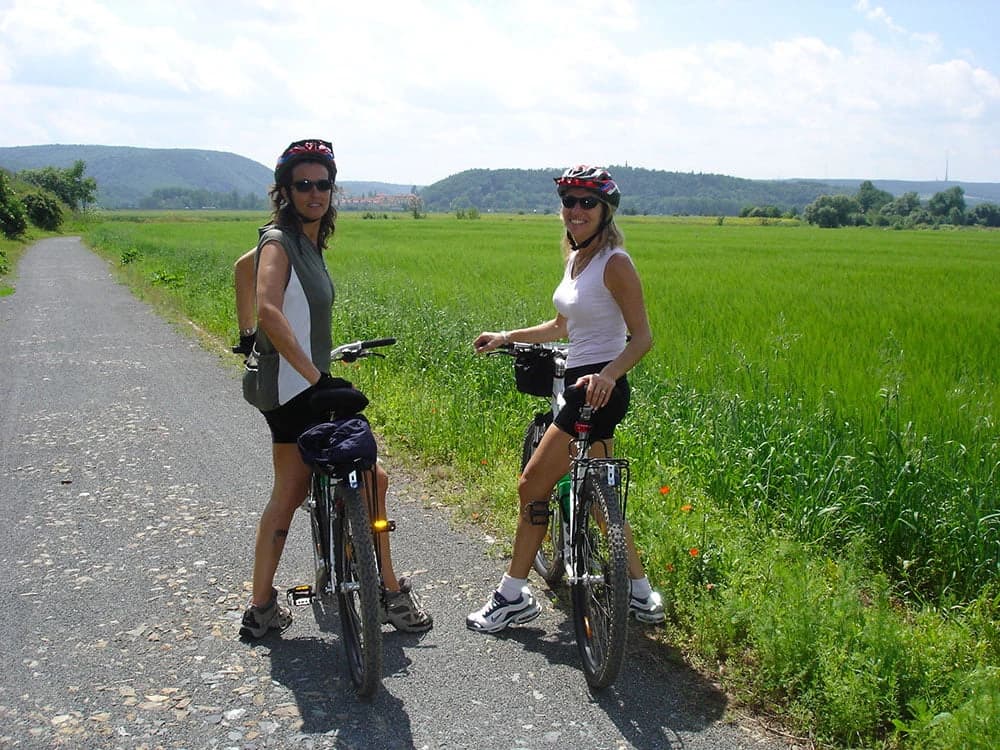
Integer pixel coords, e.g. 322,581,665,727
310,385,369,418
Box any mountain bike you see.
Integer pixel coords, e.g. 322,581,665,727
286,337,396,700
492,342,631,689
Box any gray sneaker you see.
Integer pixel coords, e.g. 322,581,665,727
239,588,293,639
381,576,433,633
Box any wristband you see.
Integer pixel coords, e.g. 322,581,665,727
499,330,510,344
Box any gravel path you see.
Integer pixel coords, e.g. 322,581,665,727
0,237,798,750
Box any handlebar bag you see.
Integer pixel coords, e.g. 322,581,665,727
514,348,555,397
298,415,377,471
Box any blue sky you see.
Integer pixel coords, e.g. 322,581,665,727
1,0,997,184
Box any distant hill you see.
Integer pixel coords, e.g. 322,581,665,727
419,167,999,215
417,166,841,214
344,181,419,197
0,145,415,209
1,145,995,214
0,144,272,208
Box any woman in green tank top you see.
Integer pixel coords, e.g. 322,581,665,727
237,140,432,638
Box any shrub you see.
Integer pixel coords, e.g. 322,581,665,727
0,171,28,239
22,190,64,231
0,200,27,239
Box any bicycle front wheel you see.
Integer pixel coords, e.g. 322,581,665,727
333,484,383,700
522,414,565,584
570,466,629,689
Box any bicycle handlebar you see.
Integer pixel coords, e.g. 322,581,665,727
487,341,568,358
331,337,397,363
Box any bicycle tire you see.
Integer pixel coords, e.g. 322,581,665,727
570,465,629,689
523,414,565,584
333,483,383,700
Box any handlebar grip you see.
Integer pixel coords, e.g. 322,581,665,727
361,337,396,349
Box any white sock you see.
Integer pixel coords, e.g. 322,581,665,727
498,574,528,602
630,577,652,599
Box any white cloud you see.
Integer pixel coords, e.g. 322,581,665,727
854,0,905,34
0,0,997,182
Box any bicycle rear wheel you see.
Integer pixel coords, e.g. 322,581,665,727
333,483,383,700
570,466,629,689
523,414,565,584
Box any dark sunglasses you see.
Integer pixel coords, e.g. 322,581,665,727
561,195,601,209
291,179,334,193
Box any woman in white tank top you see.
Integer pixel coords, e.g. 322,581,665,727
467,166,665,633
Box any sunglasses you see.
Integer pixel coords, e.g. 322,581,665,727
291,179,334,193
561,195,601,209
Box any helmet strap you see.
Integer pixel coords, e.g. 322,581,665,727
566,205,613,252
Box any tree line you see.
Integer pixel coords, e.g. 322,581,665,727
797,182,1000,228
137,186,268,211
1,160,98,237
419,166,837,215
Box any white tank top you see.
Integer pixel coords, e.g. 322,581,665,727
552,247,630,369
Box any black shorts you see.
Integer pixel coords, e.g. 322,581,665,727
554,362,630,441
263,385,325,444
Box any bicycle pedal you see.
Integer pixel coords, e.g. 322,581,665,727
286,584,315,607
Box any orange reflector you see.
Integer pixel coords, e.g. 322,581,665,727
372,520,389,531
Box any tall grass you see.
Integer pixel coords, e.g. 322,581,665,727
82,212,1000,748
89,213,998,598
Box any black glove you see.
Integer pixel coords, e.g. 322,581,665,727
315,372,354,390
232,331,255,356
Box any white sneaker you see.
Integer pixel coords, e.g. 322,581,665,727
629,590,665,624
466,588,541,633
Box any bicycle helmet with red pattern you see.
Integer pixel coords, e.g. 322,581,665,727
274,139,337,185
554,165,620,250
554,165,621,209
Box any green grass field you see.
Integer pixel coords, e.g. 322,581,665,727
79,211,1000,749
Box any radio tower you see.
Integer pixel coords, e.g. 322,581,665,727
944,151,949,182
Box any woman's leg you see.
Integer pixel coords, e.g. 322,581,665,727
370,463,399,591
251,442,312,606
368,463,434,631
507,423,573,579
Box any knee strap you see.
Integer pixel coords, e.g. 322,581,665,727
526,500,551,526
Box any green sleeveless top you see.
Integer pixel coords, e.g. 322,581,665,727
244,225,334,412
